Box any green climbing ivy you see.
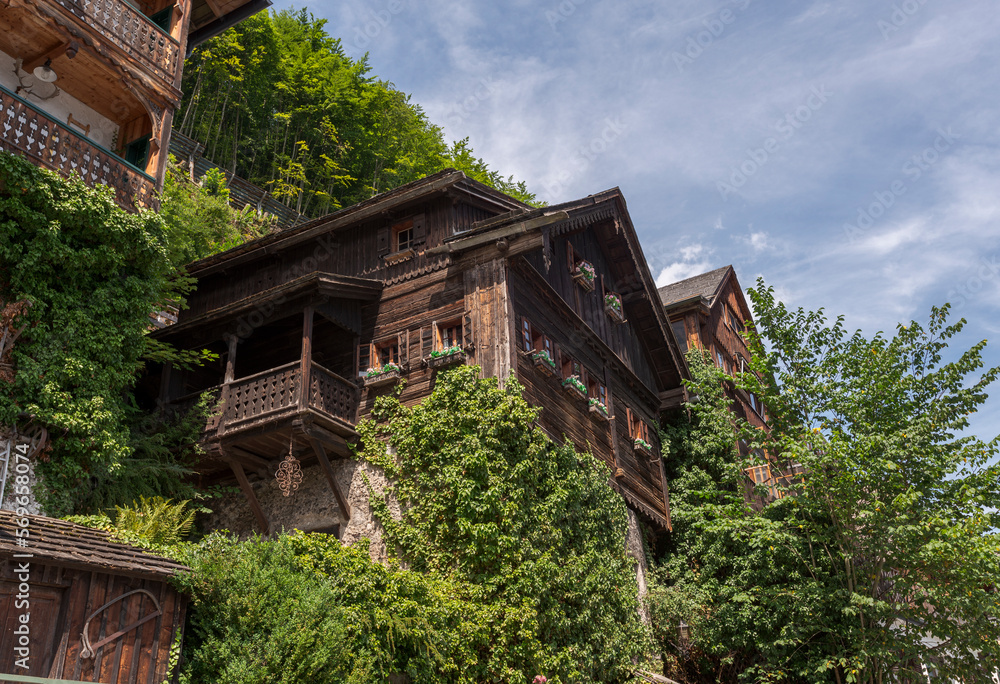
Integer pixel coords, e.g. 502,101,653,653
356,365,649,683
0,153,205,514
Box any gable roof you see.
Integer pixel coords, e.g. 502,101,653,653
657,265,733,308
0,511,189,580
438,186,689,391
184,169,530,278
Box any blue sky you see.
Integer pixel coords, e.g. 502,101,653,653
278,0,1000,440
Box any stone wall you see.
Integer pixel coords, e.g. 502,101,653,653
626,506,651,625
201,458,400,563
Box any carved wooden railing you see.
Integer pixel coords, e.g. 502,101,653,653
225,362,301,427
310,362,358,424
168,362,359,438
54,0,181,85
0,84,158,211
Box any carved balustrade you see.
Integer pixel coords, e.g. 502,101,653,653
310,363,358,424
224,362,301,428
0,85,158,211
53,0,182,86
196,362,360,436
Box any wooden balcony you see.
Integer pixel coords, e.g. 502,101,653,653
174,360,359,444
0,83,158,211
43,0,182,89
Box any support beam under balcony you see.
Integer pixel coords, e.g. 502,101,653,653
227,457,270,535
307,437,351,523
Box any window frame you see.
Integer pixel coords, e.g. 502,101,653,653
434,318,463,352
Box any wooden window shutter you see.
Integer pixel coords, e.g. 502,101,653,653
626,407,634,436
421,326,433,359
377,225,390,256
566,240,574,271
358,341,371,374
463,311,473,348
397,333,407,365
412,213,426,246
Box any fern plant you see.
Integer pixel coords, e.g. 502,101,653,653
114,496,196,547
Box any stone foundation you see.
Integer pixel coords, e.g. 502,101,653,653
200,458,400,563
626,506,651,625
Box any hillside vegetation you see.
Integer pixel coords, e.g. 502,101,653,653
177,8,540,217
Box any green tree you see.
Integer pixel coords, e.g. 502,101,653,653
651,285,1000,683
357,366,648,683
177,9,539,218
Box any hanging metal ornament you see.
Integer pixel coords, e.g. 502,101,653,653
275,437,302,497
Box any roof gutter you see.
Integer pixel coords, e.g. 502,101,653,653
425,211,569,256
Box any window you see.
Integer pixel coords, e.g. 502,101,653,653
561,354,581,380
148,5,173,31
124,136,150,171
587,376,608,406
435,318,462,351
521,318,552,356
627,408,650,443
373,338,399,368
393,219,414,252
716,349,725,369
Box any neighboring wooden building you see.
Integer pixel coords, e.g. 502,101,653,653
0,0,268,211
142,169,688,535
0,511,188,682
657,265,796,501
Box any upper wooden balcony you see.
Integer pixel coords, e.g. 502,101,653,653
11,0,185,94
0,83,158,210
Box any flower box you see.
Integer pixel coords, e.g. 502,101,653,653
531,350,557,376
588,399,610,421
428,346,466,370
364,364,402,388
561,374,588,401
633,438,654,457
604,292,625,323
572,261,596,292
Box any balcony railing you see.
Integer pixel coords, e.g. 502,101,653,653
54,0,181,85
0,84,158,211
170,362,358,438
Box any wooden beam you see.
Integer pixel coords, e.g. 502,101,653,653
299,306,314,411
659,387,686,411
307,437,351,522
203,0,224,18
224,333,238,383
227,445,272,471
657,456,673,532
24,42,72,72
228,458,270,535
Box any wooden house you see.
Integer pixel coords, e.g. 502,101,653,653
0,0,268,211
142,169,689,536
0,511,188,682
657,265,795,501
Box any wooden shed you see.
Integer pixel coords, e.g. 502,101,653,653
0,512,188,683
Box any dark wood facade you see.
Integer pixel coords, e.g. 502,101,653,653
147,170,689,534
0,512,188,682
658,266,793,502
0,0,268,210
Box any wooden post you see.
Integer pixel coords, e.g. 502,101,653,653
158,361,172,408
307,436,351,522
605,367,622,475
224,334,238,384
657,456,673,532
228,458,270,535
299,306,314,410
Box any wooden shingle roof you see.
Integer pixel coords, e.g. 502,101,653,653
0,511,189,580
657,265,732,308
